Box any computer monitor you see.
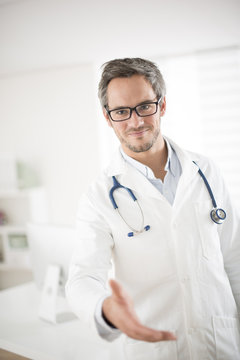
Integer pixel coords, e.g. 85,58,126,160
27,223,77,294
27,223,77,323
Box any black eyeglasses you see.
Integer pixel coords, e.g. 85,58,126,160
105,96,162,122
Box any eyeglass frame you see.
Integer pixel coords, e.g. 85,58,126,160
104,96,162,122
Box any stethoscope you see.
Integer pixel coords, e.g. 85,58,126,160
109,161,226,237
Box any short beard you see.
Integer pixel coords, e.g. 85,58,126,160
126,141,154,153
121,127,160,153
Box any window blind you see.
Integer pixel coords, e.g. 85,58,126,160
196,47,240,209
158,46,240,211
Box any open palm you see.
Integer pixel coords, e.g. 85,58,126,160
102,279,176,342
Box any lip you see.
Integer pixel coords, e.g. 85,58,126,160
128,128,149,137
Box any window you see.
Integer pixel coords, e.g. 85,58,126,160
158,46,240,210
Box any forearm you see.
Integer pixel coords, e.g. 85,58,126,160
94,295,121,342
65,271,108,324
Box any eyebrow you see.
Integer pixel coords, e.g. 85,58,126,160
109,99,156,111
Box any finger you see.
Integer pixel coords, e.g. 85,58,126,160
109,279,126,300
136,330,176,342
147,330,177,342
129,324,177,342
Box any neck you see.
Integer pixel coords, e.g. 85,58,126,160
123,136,168,180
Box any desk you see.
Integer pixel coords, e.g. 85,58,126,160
0,282,124,360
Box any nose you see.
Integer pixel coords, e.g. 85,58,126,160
129,110,144,127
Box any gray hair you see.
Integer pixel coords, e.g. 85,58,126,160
98,57,166,108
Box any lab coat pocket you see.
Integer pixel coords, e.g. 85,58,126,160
194,201,221,260
124,336,178,360
213,316,240,360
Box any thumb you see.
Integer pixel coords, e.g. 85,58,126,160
109,279,126,300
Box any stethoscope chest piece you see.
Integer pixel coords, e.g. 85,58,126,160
193,161,227,225
210,208,226,224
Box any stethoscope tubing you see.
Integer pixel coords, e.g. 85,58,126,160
193,161,217,208
109,176,137,209
109,161,226,236
110,176,148,236
193,161,226,224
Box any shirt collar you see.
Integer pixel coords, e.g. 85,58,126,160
120,138,177,180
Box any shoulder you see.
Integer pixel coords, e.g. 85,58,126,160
187,149,222,177
167,136,221,176
76,171,112,226
187,149,212,167
80,171,111,205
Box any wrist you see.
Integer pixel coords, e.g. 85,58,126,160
102,297,117,329
102,309,117,329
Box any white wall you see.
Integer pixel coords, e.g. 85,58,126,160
0,0,240,74
0,0,239,224
0,64,100,225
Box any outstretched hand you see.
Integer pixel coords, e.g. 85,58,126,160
102,279,176,342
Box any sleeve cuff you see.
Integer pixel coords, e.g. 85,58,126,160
94,295,121,342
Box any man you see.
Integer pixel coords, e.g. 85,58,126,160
66,58,240,359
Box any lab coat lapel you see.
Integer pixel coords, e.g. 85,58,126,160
106,148,165,202
167,138,200,206
121,164,166,201
106,140,200,203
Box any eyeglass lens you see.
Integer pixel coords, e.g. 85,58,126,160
110,102,158,121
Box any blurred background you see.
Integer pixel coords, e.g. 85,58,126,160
0,1,239,359
0,0,239,285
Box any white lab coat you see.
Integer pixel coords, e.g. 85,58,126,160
66,138,240,360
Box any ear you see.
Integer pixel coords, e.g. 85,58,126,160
103,108,113,128
160,97,166,117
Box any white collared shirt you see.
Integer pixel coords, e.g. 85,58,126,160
120,138,182,205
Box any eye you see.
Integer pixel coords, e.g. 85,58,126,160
115,109,128,115
111,108,129,117
139,104,150,111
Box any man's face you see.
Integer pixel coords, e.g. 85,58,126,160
104,74,166,156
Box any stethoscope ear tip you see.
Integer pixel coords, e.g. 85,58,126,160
127,232,134,237
127,225,151,237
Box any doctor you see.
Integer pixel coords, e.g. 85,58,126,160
66,58,240,359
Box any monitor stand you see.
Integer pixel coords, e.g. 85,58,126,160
39,264,76,323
